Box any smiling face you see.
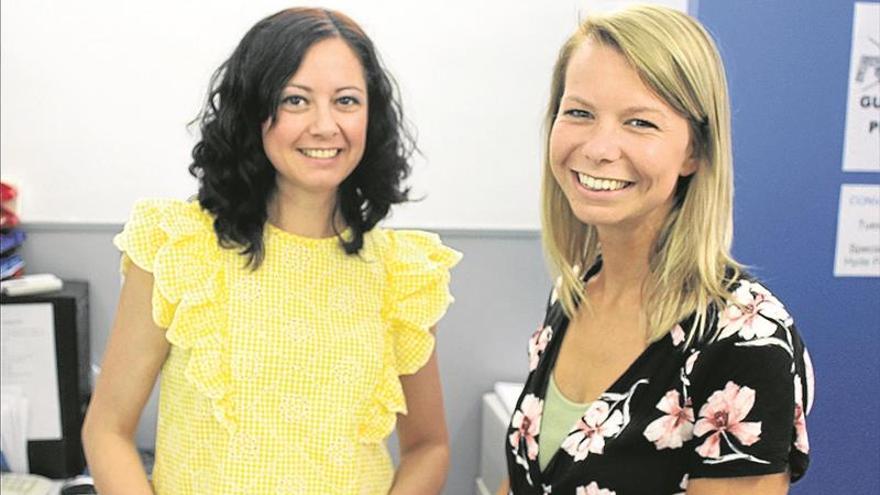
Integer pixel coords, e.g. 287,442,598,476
262,37,368,200
549,39,697,235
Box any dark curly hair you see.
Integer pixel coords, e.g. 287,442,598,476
189,7,413,268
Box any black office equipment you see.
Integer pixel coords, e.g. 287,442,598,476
0,281,90,478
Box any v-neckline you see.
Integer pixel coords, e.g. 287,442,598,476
536,318,667,478
531,262,668,479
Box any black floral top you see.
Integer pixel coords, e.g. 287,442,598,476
505,266,813,494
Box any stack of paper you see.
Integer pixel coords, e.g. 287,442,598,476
0,385,30,473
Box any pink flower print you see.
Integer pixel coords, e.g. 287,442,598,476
528,325,554,371
561,401,623,461
793,374,810,453
576,481,616,495
718,281,790,340
670,324,685,346
643,390,694,449
509,394,543,460
694,381,762,459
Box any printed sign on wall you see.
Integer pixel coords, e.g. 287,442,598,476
842,2,880,172
834,184,880,277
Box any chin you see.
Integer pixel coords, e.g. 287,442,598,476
567,203,616,227
279,171,352,195
306,180,348,195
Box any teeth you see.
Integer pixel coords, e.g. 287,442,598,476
301,148,339,159
577,173,630,191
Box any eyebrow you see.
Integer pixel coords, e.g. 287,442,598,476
561,95,666,116
285,83,365,94
624,105,666,116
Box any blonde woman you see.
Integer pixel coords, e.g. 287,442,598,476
499,6,813,495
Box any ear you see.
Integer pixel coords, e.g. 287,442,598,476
261,117,273,136
680,156,699,177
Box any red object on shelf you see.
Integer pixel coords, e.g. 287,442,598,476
0,182,17,203
0,205,19,229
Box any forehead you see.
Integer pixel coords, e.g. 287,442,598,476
289,37,366,88
563,39,667,109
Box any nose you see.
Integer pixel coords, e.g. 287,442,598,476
580,122,622,165
308,104,339,138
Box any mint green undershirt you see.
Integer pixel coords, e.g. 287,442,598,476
538,373,593,470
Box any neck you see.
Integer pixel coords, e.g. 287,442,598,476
267,184,342,238
593,228,653,301
590,209,669,304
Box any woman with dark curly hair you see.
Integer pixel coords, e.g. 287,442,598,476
82,8,459,494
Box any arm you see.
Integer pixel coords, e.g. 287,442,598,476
687,473,788,495
388,327,449,495
495,477,510,495
81,264,170,495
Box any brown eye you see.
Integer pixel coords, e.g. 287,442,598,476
281,95,307,106
336,96,361,106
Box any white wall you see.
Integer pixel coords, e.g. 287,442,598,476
1,0,686,230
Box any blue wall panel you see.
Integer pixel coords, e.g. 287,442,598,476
697,1,880,493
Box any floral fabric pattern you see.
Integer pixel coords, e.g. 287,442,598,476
528,325,554,371
693,382,764,463
717,280,791,340
643,390,694,450
560,401,623,461
505,263,813,494
510,394,544,461
576,481,616,495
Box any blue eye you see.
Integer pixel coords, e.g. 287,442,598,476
627,118,657,129
563,108,593,119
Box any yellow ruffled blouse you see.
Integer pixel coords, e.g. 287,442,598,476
113,199,461,494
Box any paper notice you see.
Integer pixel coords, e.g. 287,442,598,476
0,303,62,440
834,184,880,277
842,2,880,172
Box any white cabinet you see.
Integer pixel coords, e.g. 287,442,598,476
476,383,523,495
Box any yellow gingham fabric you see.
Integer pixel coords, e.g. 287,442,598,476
113,199,461,495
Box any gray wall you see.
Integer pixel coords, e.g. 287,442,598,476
18,224,549,494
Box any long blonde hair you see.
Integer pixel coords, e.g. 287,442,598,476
541,5,741,343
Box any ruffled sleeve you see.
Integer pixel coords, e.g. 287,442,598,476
114,199,170,276
115,199,181,327
357,230,461,443
114,199,236,432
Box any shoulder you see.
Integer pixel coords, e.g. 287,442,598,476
114,199,222,328
376,228,461,374
688,272,813,424
691,274,803,374
114,198,218,273
367,228,462,268
685,274,814,481
125,197,205,219
120,198,213,238
715,275,795,341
